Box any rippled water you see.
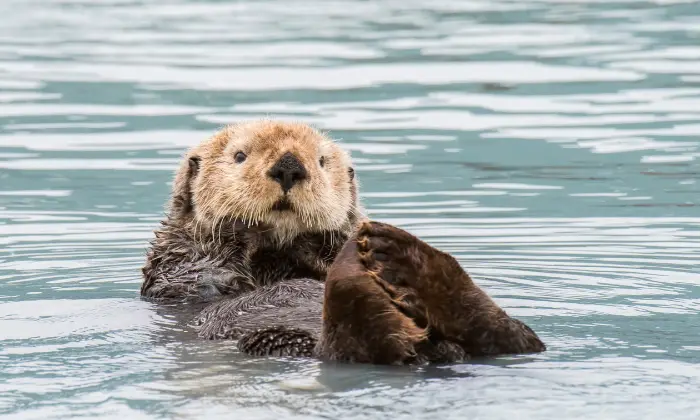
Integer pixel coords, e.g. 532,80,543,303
1,0,699,419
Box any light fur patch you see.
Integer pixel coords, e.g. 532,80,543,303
173,119,361,245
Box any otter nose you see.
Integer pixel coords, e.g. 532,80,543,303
267,152,307,193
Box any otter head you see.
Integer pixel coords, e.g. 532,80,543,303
169,120,361,243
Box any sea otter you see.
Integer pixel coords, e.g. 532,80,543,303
141,120,546,365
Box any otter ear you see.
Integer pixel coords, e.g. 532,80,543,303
348,167,355,181
170,154,201,217
188,156,200,174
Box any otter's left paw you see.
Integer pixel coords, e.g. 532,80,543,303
238,326,317,358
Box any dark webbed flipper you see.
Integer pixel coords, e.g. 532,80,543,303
238,326,317,358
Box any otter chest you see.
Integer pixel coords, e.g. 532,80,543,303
249,246,324,286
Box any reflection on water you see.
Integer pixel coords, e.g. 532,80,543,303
0,0,699,419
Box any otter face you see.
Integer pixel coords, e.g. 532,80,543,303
175,120,359,243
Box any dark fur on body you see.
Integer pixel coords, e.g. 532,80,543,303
196,279,325,358
141,217,347,302
201,221,546,365
315,221,546,364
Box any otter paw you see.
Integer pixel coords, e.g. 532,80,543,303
355,221,464,289
355,221,426,286
354,221,482,343
238,326,317,358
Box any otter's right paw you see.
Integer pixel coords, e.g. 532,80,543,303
355,221,469,302
318,237,428,365
354,221,547,357
238,326,317,358
355,221,425,286
354,221,488,346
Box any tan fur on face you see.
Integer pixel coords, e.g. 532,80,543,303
171,120,360,244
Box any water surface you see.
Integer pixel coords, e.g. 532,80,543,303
1,0,699,419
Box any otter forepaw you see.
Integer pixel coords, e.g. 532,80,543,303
238,326,317,358
355,221,425,286
357,221,422,253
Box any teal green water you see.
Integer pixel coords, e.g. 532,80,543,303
1,0,699,419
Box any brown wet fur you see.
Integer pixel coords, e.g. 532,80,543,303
314,221,546,364
314,239,428,364
231,221,546,365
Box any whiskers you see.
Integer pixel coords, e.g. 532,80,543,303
192,179,357,249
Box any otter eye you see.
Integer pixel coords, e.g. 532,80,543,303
234,151,247,164
348,167,355,180
319,156,325,168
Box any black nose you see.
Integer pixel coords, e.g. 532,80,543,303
267,152,307,193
